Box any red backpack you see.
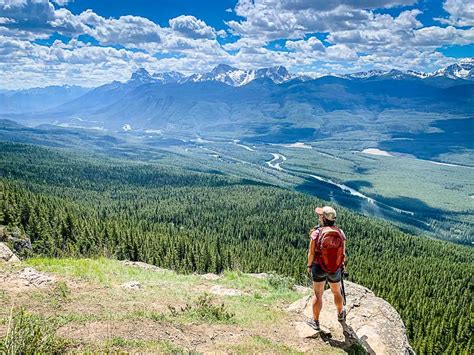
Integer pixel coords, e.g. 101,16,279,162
316,226,345,273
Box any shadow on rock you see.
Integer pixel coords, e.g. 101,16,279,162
320,320,376,354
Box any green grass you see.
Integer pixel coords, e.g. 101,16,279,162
0,257,323,352
0,308,69,355
87,337,189,353
26,257,196,286
169,294,235,324
23,257,303,328
219,335,304,354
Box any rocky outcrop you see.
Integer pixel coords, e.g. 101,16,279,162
121,281,142,290
0,225,32,256
288,281,414,354
0,242,20,263
16,267,55,287
121,260,167,272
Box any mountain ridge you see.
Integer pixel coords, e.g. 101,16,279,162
1,59,472,97
127,58,474,87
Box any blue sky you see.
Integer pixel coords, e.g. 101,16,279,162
0,0,473,89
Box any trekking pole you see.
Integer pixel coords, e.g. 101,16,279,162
341,268,348,306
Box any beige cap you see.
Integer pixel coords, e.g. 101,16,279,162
315,206,337,221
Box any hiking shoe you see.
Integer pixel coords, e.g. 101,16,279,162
338,309,346,322
306,319,320,331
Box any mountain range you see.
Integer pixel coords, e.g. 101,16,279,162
0,59,472,117
0,59,472,152
2,59,473,100
123,58,474,87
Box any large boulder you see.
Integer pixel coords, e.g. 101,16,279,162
0,242,20,263
288,281,414,354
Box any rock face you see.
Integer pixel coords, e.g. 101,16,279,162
0,225,32,256
0,242,20,263
288,281,414,354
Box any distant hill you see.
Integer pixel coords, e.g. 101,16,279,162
0,85,90,114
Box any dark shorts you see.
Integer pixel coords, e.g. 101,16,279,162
311,263,342,283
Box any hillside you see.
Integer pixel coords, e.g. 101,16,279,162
0,142,472,353
0,257,412,353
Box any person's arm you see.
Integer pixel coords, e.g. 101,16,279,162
341,229,347,267
307,229,319,272
307,237,316,267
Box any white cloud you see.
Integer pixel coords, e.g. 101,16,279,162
0,0,56,27
227,0,418,40
169,15,216,39
325,44,358,61
437,0,474,26
52,0,72,6
285,37,325,52
276,0,417,11
0,0,472,89
79,11,163,50
412,26,474,46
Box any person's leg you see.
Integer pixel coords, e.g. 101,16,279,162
329,281,344,315
312,281,325,321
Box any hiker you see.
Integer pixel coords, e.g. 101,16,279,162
306,206,346,331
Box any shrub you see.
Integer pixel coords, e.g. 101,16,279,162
267,274,295,290
169,294,234,323
54,281,71,300
0,308,68,354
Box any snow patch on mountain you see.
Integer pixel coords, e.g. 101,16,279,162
432,58,474,80
180,64,295,86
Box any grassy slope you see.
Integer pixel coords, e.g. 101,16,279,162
0,258,341,354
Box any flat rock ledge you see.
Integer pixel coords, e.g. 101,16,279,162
0,242,20,263
287,281,414,355
121,260,167,272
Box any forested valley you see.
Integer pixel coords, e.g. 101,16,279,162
0,142,472,354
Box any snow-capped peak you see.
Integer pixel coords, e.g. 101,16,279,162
342,59,474,81
432,59,474,80
127,59,474,89
345,69,387,79
128,68,184,85
180,64,295,86
152,71,185,84
129,68,156,84
254,66,293,83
